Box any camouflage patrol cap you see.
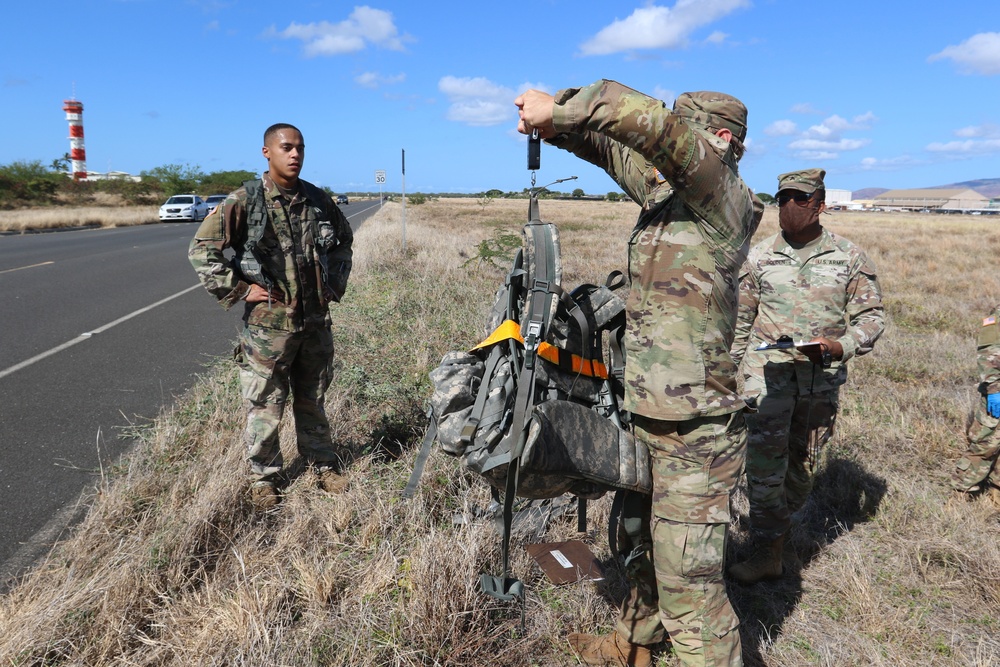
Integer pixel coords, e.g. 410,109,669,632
776,168,826,195
672,91,748,142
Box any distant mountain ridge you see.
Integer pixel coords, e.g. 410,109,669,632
853,178,1000,200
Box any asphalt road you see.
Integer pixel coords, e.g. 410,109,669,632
0,198,380,583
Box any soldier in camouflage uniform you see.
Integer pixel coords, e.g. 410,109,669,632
516,81,763,667
951,307,1000,502
728,168,884,584
189,123,353,510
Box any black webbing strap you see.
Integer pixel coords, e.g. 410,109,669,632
482,199,556,608
609,489,648,564
402,408,438,499
458,344,505,448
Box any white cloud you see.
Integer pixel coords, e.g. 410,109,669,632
355,71,406,89
704,31,728,44
790,102,822,114
859,155,922,171
764,120,798,137
925,124,1000,155
790,138,870,152
852,111,877,125
928,32,1000,75
579,0,750,56
439,76,547,127
799,113,877,141
954,123,1000,139
771,110,876,159
270,6,410,57
926,139,1000,155
798,151,839,161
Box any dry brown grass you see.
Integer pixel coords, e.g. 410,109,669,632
1,198,998,666
0,204,158,232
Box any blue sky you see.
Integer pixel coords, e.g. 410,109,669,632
2,1,999,197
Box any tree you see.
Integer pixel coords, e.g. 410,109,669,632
0,160,62,203
606,191,621,202
476,192,495,212
201,170,257,194
141,163,206,197
50,153,71,174
572,188,584,198
756,192,776,206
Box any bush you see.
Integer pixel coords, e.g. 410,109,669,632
140,163,206,198
201,170,257,195
407,193,427,205
0,160,62,205
92,177,158,205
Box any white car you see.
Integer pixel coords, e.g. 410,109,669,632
159,194,210,222
204,194,227,209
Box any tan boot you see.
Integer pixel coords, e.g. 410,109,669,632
728,534,785,585
315,465,350,494
567,631,652,667
249,480,280,511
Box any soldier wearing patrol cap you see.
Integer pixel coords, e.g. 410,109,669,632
728,168,885,585
515,81,764,667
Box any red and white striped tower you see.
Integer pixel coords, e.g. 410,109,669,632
62,99,87,181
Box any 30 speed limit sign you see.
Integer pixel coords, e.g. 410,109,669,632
374,170,386,184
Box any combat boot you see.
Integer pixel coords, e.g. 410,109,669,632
249,480,280,511
728,534,785,585
567,631,652,667
315,464,350,494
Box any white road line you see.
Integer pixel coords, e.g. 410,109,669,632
0,284,203,381
0,261,54,275
343,201,381,219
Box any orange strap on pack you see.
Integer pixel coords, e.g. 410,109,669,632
471,320,608,379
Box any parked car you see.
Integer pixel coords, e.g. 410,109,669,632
204,194,227,212
159,194,210,222
336,195,349,206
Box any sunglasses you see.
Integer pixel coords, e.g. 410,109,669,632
776,192,815,206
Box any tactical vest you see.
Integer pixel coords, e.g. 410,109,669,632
236,178,335,290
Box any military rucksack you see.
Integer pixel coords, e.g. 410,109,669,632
404,193,651,604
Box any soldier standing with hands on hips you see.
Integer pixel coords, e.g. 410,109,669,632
189,123,353,510
728,168,884,584
516,81,763,667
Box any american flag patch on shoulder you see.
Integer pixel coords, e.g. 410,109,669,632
984,316,996,327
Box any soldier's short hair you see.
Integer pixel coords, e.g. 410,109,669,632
264,123,302,146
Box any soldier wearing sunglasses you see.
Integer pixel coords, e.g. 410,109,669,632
728,168,885,584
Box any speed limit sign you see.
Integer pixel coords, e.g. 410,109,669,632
374,170,386,184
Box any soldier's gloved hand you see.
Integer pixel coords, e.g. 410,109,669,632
987,393,1000,419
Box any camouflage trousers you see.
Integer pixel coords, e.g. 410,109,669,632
743,388,838,539
616,411,746,667
236,324,337,481
952,395,1000,491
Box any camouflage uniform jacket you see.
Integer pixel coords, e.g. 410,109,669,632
548,79,764,420
731,228,884,396
188,172,353,332
975,307,1000,395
